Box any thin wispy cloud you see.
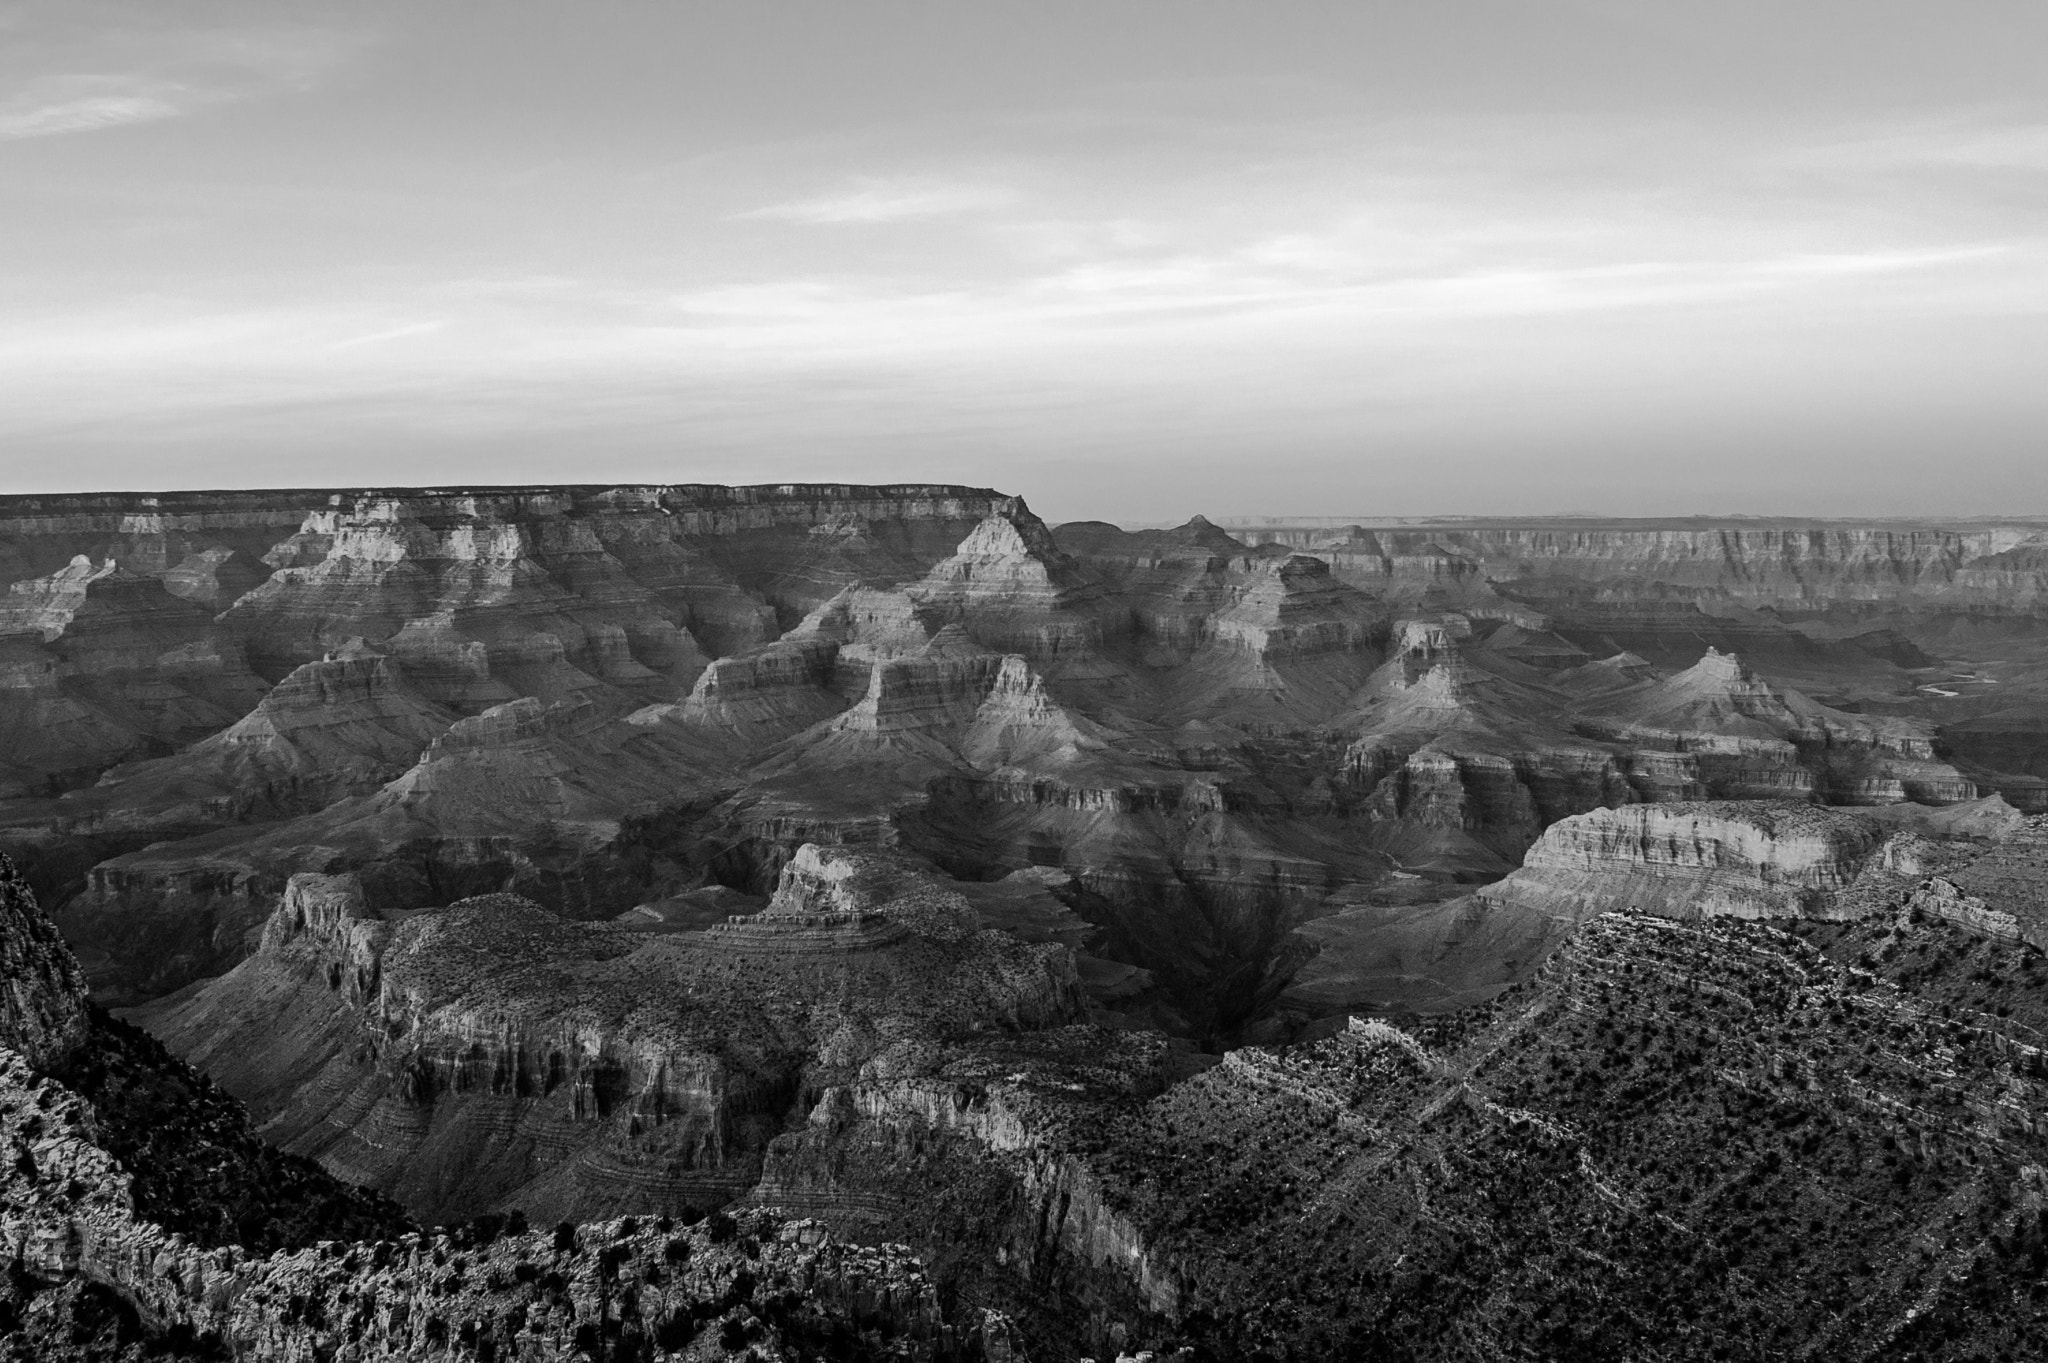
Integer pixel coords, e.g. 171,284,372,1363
1781,120,2048,174
0,83,186,140
740,179,1019,224
0,13,366,141
329,319,448,350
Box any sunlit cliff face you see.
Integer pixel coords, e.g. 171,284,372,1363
2,1,2046,517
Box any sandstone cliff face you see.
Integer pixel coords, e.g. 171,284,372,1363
1,649,453,880
1331,645,1639,876
1231,519,2047,609
140,847,1084,1225
7,490,2028,1034
219,495,718,704
1477,801,1890,922
908,505,1122,661
1274,800,2043,1027
1578,647,1978,804
0,558,271,799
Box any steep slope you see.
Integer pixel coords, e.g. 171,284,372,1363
1329,628,1638,878
906,504,1119,661
1052,909,2048,1359
0,849,1023,1362
137,847,1082,1224
1581,646,1977,804
219,495,716,707
1277,797,2028,1028
53,694,740,1002
0,647,455,908
1155,554,1388,734
0,559,270,796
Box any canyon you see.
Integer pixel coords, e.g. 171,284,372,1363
5,483,2048,1358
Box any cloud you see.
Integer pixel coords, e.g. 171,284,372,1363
740,179,1018,224
329,320,448,350
1784,121,2048,174
0,15,366,141
0,76,194,140
0,92,177,138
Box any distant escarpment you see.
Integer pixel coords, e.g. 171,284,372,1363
5,491,2023,1043
1217,517,2048,632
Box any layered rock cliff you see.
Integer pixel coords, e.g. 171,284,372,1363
0,847,1045,1361
5,488,2032,1036
138,847,1082,1224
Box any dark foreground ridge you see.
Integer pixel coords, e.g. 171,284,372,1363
0,852,995,1362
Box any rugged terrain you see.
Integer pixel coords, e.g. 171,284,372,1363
7,485,2048,1357
0,851,1017,1361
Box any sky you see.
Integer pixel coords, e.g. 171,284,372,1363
1,0,2044,523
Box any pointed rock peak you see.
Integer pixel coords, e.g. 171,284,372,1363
1165,513,1249,553
1682,647,1764,688
1578,650,1660,683
964,654,1106,765
952,511,1061,564
950,496,1071,562
327,636,388,661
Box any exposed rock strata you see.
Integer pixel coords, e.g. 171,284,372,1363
138,847,1082,1224
0,849,1021,1361
1278,799,2035,1026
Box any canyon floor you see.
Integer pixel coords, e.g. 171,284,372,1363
5,484,2048,1359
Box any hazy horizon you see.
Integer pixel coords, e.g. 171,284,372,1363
5,1,2045,524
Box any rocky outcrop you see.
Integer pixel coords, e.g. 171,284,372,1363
0,649,453,884
1332,647,1638,876
1046,909,2048,1358
0,856,90,1072
909,505,1120,660
1477,800,1889,922
0,1039,952,1361
0,559,270,797
1898,815,2048,948
1580,647,1977,804
662,636,846,749
1225,517,2048,610
139,847,1083,1224
219,496,716,704
1272,800,2037,1026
